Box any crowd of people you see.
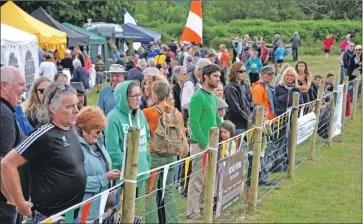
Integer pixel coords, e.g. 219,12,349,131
0,32,362,224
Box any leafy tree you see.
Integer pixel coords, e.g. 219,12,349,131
11,0,135,26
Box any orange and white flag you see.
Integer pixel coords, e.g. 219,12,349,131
180,0,202,44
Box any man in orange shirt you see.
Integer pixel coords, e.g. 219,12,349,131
250,66,276,120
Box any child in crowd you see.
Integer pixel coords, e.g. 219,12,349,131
219,120,237,158
214,120,237,212
217,98,228,121
213,82,224,99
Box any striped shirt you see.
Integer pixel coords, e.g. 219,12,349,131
95,61,105,72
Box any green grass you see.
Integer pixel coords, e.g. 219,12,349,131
248,111,362,223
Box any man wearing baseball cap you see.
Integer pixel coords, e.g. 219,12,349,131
97,64,128,116
250,66,276,120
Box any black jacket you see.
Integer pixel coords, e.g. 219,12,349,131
275,84,304,116
347,53,362,76
71,67,89,89
342,50,354,68
127,67,144,84
224,80,252,129
308,83,318,101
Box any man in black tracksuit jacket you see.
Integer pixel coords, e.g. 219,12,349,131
224,64,253,135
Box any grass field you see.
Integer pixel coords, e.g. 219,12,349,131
249,111,362,223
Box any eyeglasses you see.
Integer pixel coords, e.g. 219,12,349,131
48,84,69,104
128,94,142,100
238,70,247,73
37,88,45,94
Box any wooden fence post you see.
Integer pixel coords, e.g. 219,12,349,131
287,92,300,179
351,73,361,120
308,80,325,160
248,106,264,214
203,127,220,223
121,127,140,224
341,76,349,133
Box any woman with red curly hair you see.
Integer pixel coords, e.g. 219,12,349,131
75,106,120,221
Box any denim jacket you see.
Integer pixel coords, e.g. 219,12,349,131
77,136,112,220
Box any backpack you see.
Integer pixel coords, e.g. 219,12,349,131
152,106,185,155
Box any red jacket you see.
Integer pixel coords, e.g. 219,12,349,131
324,38,334,50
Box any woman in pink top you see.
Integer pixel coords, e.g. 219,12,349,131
83,51,92,73
323,35,334,64
340,34,351,52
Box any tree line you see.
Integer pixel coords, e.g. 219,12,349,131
5,0,361,48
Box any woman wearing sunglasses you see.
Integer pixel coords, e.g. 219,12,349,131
22,76,51,128
224,62,253,135
75,106,120,221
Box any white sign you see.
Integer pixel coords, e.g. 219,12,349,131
296,112,317,145
331,85,344,139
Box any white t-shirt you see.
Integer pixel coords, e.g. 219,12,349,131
39,61,57,81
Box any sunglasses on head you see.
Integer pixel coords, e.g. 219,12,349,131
48,84,70,104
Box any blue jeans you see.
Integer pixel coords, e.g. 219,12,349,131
26,210,47,224
0,201,17,224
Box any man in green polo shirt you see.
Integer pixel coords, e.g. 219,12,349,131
186,64,222,219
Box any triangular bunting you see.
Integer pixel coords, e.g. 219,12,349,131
221,142,227,159
115,186,121,206
99,189,110,223
80,201,92,224
184,158,190,190
43,218,52,224
148,170,158,204
64,208,74,223
161,164,170,201
238,133,245,152
300,105,305,117
277,116,281,139
202,151,208,175
235,136,239,149
119,189,124,217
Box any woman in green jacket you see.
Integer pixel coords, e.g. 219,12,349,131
105,81,151,192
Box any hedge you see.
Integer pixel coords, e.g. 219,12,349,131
140,19,361,50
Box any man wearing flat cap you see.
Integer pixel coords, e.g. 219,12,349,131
97,64,128,116
70,82,87,111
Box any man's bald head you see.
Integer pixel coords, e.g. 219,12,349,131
1,66,26,107
1,66,22,84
